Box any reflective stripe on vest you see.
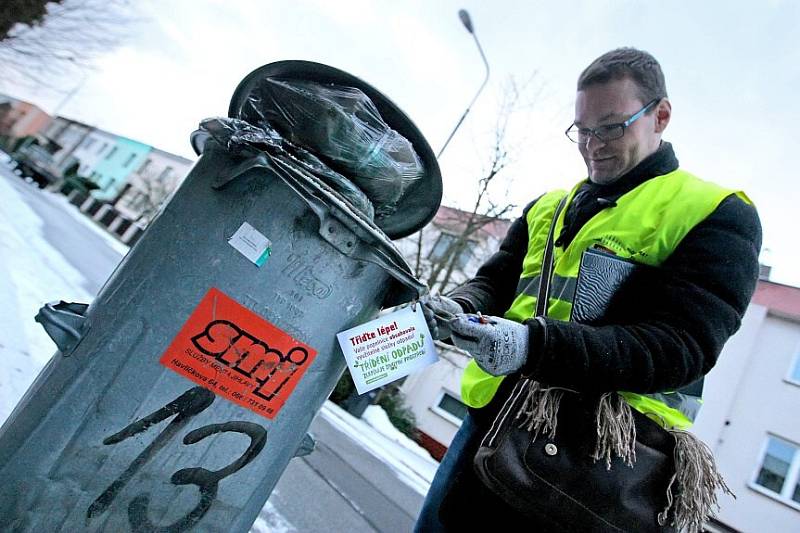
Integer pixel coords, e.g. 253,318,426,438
516,274,578,304
460,169,751,429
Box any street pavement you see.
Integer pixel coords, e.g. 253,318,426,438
2,174,123,296
266,412,424,532
2,170,426,532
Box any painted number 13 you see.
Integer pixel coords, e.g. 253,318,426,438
86,387,267,532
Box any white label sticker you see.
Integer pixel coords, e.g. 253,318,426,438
228,222,272,267
336,306,439,394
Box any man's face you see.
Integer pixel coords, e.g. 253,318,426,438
574,77,668,184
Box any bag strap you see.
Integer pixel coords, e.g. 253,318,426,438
535,195,568,318
481,194,569,450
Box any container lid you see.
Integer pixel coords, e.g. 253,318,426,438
226,60,442,240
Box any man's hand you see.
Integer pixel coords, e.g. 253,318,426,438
419,294,463,340
449,314,529,376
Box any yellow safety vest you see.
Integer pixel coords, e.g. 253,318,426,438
460,169,750,429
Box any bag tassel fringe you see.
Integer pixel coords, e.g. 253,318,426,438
657,429,735,533
592,392,637,470
514,385,733,530
515,380,567,440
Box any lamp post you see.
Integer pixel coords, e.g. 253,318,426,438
52,68,88,116
437,9,491,159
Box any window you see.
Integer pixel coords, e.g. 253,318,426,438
82,138,96,150
429,232,475,270
158,165,174,182
105,146,118,160
123,153,137,168
44,140,62,155
97,142,107,154
787,344,800,385
123,190,147,211
137,158,152,175
752,435,800,508
432,391,468,424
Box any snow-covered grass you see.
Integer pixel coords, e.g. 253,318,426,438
47,188,132,257
320,401,438,496
0,176,92,423
250,500,296,533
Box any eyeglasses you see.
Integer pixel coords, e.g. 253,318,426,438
565,98,660,144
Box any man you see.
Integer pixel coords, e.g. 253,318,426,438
414,48,761,531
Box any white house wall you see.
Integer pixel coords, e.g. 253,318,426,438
704,312,800,532
693,304,768,448
47,119,89,157
401,345,470,447
393,224,504,291
114,149,193,221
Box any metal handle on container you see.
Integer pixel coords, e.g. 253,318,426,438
34,301,90,355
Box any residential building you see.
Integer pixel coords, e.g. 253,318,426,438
17,116,94,185
39,116,94,173
113,147,194,223
67,128,119,179
394,205,511,294
0,95,195,243
86,136,152,201
695,279,800,532
0,96,51,142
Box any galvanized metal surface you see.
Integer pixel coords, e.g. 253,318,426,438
0,142,424,532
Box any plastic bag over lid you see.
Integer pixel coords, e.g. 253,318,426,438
225,61,442,240
240,78,421,218
198,116,376,220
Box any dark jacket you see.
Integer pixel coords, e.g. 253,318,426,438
448,142,762,427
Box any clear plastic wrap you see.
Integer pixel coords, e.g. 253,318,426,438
238,78,423,217
199,117,375,219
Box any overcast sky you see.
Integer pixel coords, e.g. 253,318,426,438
4,0,798,285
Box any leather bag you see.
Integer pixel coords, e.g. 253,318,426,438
473,379,676,531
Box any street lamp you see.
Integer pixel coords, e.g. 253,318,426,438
52,69,88,116
437,9,491,159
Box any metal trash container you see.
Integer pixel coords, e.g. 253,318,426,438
0,61,441,532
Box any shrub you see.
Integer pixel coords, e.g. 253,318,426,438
329,371,356,405
377,384,419,440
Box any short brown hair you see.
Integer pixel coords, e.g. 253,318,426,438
577,47,667,104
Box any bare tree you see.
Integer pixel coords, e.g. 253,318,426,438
0,0,132,90
414,74,544,293
121,166,177,225
1,1,60,41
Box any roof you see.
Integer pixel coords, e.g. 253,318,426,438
752,279,800,318
432,205,512,241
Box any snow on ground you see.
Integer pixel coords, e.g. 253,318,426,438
51,190,131,257
0,176,93,423
250,499,297,533
320,401,438,496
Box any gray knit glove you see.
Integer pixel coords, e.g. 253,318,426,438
419,293,464,340
449,314,529,376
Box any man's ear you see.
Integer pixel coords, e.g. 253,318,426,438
654,98,672,133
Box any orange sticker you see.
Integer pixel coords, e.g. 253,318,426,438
160,287,317,419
